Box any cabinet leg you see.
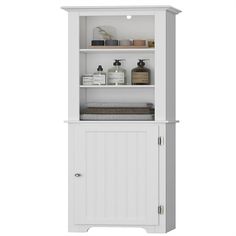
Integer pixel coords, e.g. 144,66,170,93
145,226,159,233
77,226,90,232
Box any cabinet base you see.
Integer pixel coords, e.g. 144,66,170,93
69,224,169,233
144,226,162,233
70,225,90,232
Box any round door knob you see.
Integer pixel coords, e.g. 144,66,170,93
75,173,81,177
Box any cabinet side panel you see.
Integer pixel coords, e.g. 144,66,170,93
165,12,176,231
68,12,80,120
68,124,76,231
166,12,176,121
165,124,176,231
155,12,166,121
68,12,80,232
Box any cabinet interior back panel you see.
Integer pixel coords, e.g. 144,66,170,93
80,88,155,108
79,16,155,48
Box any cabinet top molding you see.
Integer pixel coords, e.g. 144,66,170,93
61,5,181,14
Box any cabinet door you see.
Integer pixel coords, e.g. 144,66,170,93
72,124,159,225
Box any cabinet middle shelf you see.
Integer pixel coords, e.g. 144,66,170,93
80,85,155,88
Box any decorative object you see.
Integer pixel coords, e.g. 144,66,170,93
132,59,150,85
119,39,132,46
133,39,146,46
107,59,126,85
105,39,119,46
148,40,155,48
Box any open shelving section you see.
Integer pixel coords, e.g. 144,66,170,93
79,14,156,121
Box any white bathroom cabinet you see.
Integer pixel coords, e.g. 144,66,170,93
62,5,181,233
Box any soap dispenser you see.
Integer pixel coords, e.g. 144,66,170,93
131,59,150,85
93,65,106,85
108,59,126,85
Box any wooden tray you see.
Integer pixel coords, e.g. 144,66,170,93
88,46,149,49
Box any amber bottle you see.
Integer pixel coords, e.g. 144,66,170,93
131,59,150,85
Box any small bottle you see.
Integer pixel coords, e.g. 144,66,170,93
108,59,126,85
93,65,106,85
131,59,150,85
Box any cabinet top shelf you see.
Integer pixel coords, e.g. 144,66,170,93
61,6,181,14
80,48,155,54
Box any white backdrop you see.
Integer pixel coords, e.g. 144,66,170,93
0,0,236,235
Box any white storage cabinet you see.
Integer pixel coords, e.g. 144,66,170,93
62,5,181,233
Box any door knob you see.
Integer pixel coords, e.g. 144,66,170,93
75,173,82,177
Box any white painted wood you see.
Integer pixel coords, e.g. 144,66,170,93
68,12,80,232
155,11,166,121
77,11,157,17
80,85,155,88
65,120,179,124
62,6,181,15
165,124,176,231
68,125,75,231
71,224,166,233
73,124,158,225
157,123,167,232
68,12,80,120
165,12,176,231
155,11,176,121
80,48,155,53
166,11,176,121
64,5,180,233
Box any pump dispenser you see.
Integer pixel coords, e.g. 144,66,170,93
93,65,106,85
131,59,150,85
108,59,126,85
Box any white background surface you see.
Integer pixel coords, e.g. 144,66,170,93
0,0,236,235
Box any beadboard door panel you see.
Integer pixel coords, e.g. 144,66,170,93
72,124,159,226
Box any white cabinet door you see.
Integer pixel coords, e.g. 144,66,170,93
72,124,159,226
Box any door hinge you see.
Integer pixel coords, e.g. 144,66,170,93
158,137,164,146
158,205,164,215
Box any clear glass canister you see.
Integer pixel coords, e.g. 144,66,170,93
107,59,126,85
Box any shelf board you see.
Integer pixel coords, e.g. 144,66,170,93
65,120,179,124
79,48,155,54
80,85,155,88
65,120,157,124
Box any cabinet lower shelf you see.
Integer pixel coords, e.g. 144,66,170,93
65,120,179,124
80,85,155,88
